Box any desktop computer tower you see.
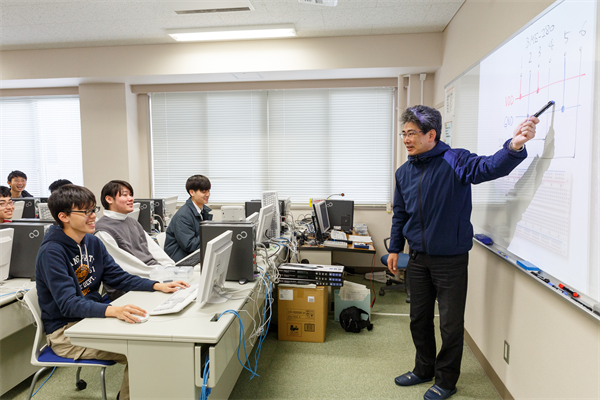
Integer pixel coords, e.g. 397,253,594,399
13,198,39,219
245,199,285,218
326,199,354,232
136,200,155,233
137,198,166,232
0,222,52,280
200,221,255,282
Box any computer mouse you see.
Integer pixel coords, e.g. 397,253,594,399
135,314,149,323
238,278,248,285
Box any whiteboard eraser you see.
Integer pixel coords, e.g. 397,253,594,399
517,260,540,271
474,234,493,245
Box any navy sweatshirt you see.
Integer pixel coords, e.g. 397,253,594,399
35,225,157,334
389,139,527,256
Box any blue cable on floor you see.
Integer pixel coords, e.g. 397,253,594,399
31,367,56,397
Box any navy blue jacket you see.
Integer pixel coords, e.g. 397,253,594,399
389,139,527,256
36,225,157,334
164,198,212,262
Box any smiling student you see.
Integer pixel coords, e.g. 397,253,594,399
36,184,188,400
95,180,175,278
0,186,14,223
164,175,213,262
7,170,33,198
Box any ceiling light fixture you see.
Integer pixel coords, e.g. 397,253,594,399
167,24,296,42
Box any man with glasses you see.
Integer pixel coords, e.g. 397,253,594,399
0,186,14,223
95,180,174,280
36,184,188,400
388,105,539,400
7,170,33,198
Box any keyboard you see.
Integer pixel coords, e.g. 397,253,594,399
176,249,201,267
330,230,347,241
149,283,200,315
323,240,348,248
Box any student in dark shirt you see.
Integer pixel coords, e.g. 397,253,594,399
36,184,188,400
7,170,32,198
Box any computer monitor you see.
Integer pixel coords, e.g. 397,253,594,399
0,228,14,281
197,230,233,308
246,212,259,224
326,199,354,232
313,200,330,241
12,201,25,220
255,204,274,243
164,195,178,219
12,198,45,219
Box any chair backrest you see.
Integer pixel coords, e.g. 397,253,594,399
156,232,167,249
23,287,46,365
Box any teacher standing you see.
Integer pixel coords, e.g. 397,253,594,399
388,105,538,400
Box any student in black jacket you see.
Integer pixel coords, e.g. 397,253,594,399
164,175,213,262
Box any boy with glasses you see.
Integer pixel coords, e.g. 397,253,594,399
95,180,175,278
0,186,14,223
7,170,33,198
36,184,188,400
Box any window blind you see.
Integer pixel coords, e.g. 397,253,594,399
0,96,83,197
150,88,393,205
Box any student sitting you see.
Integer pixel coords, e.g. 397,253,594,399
95,180,175,277
7,170,33,198
0,186,14,223
36,184,188,400
48,179,72,193
165,175,213,262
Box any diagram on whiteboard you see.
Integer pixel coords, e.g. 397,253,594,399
471,0,596,294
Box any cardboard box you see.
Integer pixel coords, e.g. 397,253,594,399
277,285,328,343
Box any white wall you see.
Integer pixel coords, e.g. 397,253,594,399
436,1,600,399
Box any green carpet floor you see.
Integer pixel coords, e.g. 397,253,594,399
2,275,500,400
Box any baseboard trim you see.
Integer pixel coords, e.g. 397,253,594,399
464,330,514,400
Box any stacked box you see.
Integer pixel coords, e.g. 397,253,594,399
278,285,328,343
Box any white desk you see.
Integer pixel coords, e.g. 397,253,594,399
0,278,38,395
66,274,267,400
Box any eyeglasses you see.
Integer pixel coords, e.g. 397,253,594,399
0,200,14,209
400,130,424,139
70,207,100,217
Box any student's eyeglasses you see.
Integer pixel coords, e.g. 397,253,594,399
70,207,100,217
0,200,14,209
400,130,424,139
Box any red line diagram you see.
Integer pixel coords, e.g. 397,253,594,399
516,73,585,100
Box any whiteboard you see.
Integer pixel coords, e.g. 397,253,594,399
445,0,599,302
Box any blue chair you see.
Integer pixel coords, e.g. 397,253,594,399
380,238,410,302
23,288,116,400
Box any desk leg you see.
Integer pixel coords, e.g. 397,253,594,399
127,341,196,400
298,250,332,265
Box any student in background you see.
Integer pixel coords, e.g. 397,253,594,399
95,180,175,278
0,186,14,223
48,179,73,193
165,175,213,262
7,170,32,198
388,105,538,400
36,184,188,400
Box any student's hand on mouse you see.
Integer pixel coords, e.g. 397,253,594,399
153,281,190,293
511,116,539,150
106,304,147,324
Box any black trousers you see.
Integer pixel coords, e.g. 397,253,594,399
408,251,469,391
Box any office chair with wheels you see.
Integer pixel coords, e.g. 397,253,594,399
23,288,116,400
379,238,410,303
